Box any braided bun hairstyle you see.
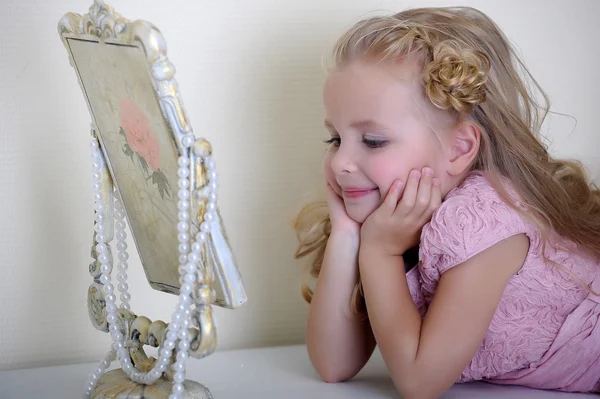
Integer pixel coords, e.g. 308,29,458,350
294,7,600,315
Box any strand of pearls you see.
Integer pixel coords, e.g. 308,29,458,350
84,134,217,399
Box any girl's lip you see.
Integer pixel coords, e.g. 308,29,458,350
342,188,377,198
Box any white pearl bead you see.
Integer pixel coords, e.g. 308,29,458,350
169,394,182,399
100,265,111,274
209,192,217,202
178,340,190,351
100,275,109,284
107,314,117,323
150,369,162,380
176,351,189,362
181,295,192,306
103,284,113,294
185,262,196,274
117,272,128,282
173,382,184,394
205,158,215,170
164,340,175,350
195,232,207,243
184,274,195,284
93,172,102,181
178,189,190,200
118,252,129,261
105,294,116,303
177,222,189,233
113,342,124,351
200,222,210,232
120,303,131,311
94,203,104,213
182,134,194,148
205,212,214,222
209,182,218,191
178,330,190,341
181,284,192,295
114,211,125,220
178,200,190,210
96,234,107,243
113,332,124,342
159,348,171,358
116,231,126,240
178,157,190,167
117,283,128,292
173,371,185,383
208,171,218,181
178,179,190,189
172,362,185,372
178,244,189,254
106,303,117,313
121,293,131,302
177,168,190,178
178,211,190,221
178,232,189,243
206,202,216,212
115,221,125,230
167,330,178,341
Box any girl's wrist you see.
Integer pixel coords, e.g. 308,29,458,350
329,227,360,249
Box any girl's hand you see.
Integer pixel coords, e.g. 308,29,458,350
360,167,442,257
326,181,361,237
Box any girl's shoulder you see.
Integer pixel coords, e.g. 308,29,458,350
419,171,536,276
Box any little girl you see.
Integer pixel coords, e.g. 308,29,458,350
293,6,600,399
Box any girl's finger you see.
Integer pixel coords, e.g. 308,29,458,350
383,179,404,212
396,169,420,214
415,167,433,215
425,177,442,219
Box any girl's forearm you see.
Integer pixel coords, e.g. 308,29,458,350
306,230,376,382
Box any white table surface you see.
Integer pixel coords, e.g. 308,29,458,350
0,344,597,398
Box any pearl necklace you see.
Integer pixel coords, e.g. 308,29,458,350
85,133,217,399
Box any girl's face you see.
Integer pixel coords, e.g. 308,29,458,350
322,58,453,223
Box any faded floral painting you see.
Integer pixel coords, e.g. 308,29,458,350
66,38,181,294
119,99,171,200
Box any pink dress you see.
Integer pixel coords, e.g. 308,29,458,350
407,171,600,393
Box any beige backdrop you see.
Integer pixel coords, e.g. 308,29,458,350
0,0,598,370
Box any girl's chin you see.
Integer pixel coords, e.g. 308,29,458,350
345,206,377,225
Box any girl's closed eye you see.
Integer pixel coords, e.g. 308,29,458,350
363,137,388,148
323,137,387,149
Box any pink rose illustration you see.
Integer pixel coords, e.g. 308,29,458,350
118,98,171,200
119,98,161,171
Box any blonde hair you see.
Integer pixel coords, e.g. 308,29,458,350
293,6,600,316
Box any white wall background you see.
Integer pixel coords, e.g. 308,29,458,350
0,0,598,371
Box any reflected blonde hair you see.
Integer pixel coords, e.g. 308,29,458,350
293,7,600,316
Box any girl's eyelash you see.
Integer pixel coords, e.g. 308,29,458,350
323,137,387,148
363,138,387,148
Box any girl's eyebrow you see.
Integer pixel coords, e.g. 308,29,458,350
324,119,391,132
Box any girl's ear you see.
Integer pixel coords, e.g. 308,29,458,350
446,120,481,176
